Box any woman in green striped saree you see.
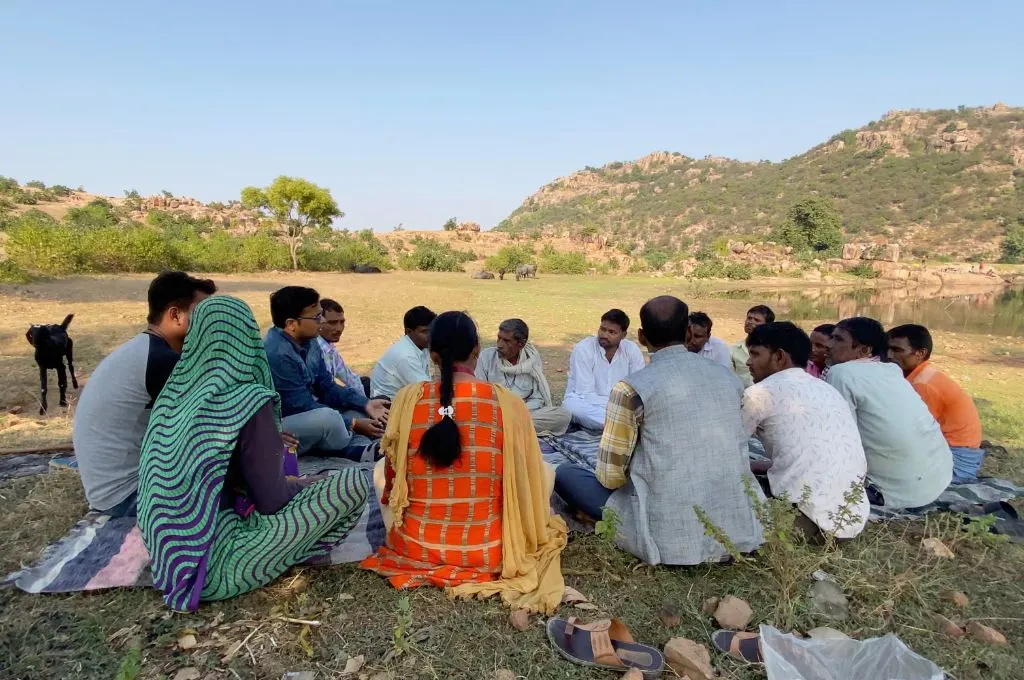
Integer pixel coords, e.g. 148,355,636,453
137,296,370,611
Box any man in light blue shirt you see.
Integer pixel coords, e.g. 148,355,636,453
826,317,952,509
370,306,436,400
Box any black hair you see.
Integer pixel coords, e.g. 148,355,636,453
836,316,889,358
746,322,811,367
147,271,217,324
688,311,713,332
418,311,479,469
812,323,836,337
269,286,320,328
747,305,776,323
320,298,344,314
404,305,437,331
600,308,630,332
639,296,689,347
887,323,933,359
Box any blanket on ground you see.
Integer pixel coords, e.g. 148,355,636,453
4,459,384,595
539,430,1024,538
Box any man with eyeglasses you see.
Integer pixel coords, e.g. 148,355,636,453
265,286,390,459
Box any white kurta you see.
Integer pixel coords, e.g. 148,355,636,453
563,336,646,429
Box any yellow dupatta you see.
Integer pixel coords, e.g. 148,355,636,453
381,382,567,614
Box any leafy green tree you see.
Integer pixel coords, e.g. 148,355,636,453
442,217,458,231
1000,214,1024,264
484,245,533,278
123,189,143,211
241,176,342,270
776,197,844,255
66,198,118,229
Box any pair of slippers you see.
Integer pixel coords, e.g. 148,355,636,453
546,618,763,677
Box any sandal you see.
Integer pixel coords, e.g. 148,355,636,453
711,630,763,664
546,617,664,678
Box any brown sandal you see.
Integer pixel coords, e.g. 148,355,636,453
711,629,763,664
546,617,664,678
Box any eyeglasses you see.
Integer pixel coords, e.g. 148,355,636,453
295,313,325,323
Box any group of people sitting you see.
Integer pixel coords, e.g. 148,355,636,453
69,271,984,613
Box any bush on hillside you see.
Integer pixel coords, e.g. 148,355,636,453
775,197,844,255
849,263,880,279
690,258,753,280
538,246,590,274
999,215,1024,264
398,240,469,272
25,180,46,190
484,245,534,277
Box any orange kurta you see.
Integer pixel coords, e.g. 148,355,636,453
362,380,504,588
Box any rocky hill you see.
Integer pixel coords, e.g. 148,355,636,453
497,104,1024,259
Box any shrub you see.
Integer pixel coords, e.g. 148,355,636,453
849,263,880,279
643,247,671,271
484,245,533,277
0,176,19,193
442,217,458,231
999,215,1024,264
399,240,467,272
775,197,844,256
50,185,72,197
539,250,590,274
25,180,46,190
0,260,31,283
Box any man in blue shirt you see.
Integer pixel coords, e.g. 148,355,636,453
265,286,390,459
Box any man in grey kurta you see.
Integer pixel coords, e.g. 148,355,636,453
476,318,571,435
555,296,763,565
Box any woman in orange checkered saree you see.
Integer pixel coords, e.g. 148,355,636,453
361,312,567,614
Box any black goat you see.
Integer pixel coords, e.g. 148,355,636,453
25,313,78,415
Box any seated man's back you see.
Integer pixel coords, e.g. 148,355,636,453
827,360,952,508
73,333,177,513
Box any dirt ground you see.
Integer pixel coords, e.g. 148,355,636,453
1,272,1023,679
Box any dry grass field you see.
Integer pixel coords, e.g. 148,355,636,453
1,272,1023,680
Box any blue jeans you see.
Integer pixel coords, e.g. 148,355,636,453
950,446,985,484
105,491,138,518
282,408,370,461
554,463,613,520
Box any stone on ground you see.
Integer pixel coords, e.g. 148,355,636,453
943,590,970,608
921,537,955,559
713,595,753,630
622,670,644,680
934,614,965,638
701,597,720,616
664,637,715,680
966,621,1008,645
806,626,850,640
809,580,850,622
173,670,201,680
510,610,531,631
658,600,683,628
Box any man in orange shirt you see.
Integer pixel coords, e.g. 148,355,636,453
888,324,984,483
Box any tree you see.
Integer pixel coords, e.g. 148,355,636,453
442,217,458,231
241,176,342,270
776,197,844,255
484,245,533,279
1000,214,1024,264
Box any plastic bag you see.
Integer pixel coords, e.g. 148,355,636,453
760,625,945,680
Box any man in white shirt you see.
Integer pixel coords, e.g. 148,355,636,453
563,309,646,430
370,306,436,400
743,322,870,540
686,311,731,368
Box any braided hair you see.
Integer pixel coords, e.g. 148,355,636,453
418,311,479,468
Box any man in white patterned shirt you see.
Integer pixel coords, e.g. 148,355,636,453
743,321,870,540
318,299,368,396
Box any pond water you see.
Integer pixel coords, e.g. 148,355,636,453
711,286,1024,336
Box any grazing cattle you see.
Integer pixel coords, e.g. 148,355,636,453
515,264,538,281
472,271,496,280
352,264,382,274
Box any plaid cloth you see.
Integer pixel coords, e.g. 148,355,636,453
362,381,505,588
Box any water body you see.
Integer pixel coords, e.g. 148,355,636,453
712,286,1024,336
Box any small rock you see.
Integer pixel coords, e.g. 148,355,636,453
809,580,850,622
658,600,682,628
8,406,23,415
664,637,714,680
491,671,516,680
173,670,201,680
922,537,955,559
934,614,965,638
622,670,644,680
966,621,1007,645
714,595,753,630
177,633,197,650
943,591,969,608
701,597,720,616
510,610,531,631
342,655,365,675
806,626,850,640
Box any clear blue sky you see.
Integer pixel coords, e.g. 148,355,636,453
2,1,1021,231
